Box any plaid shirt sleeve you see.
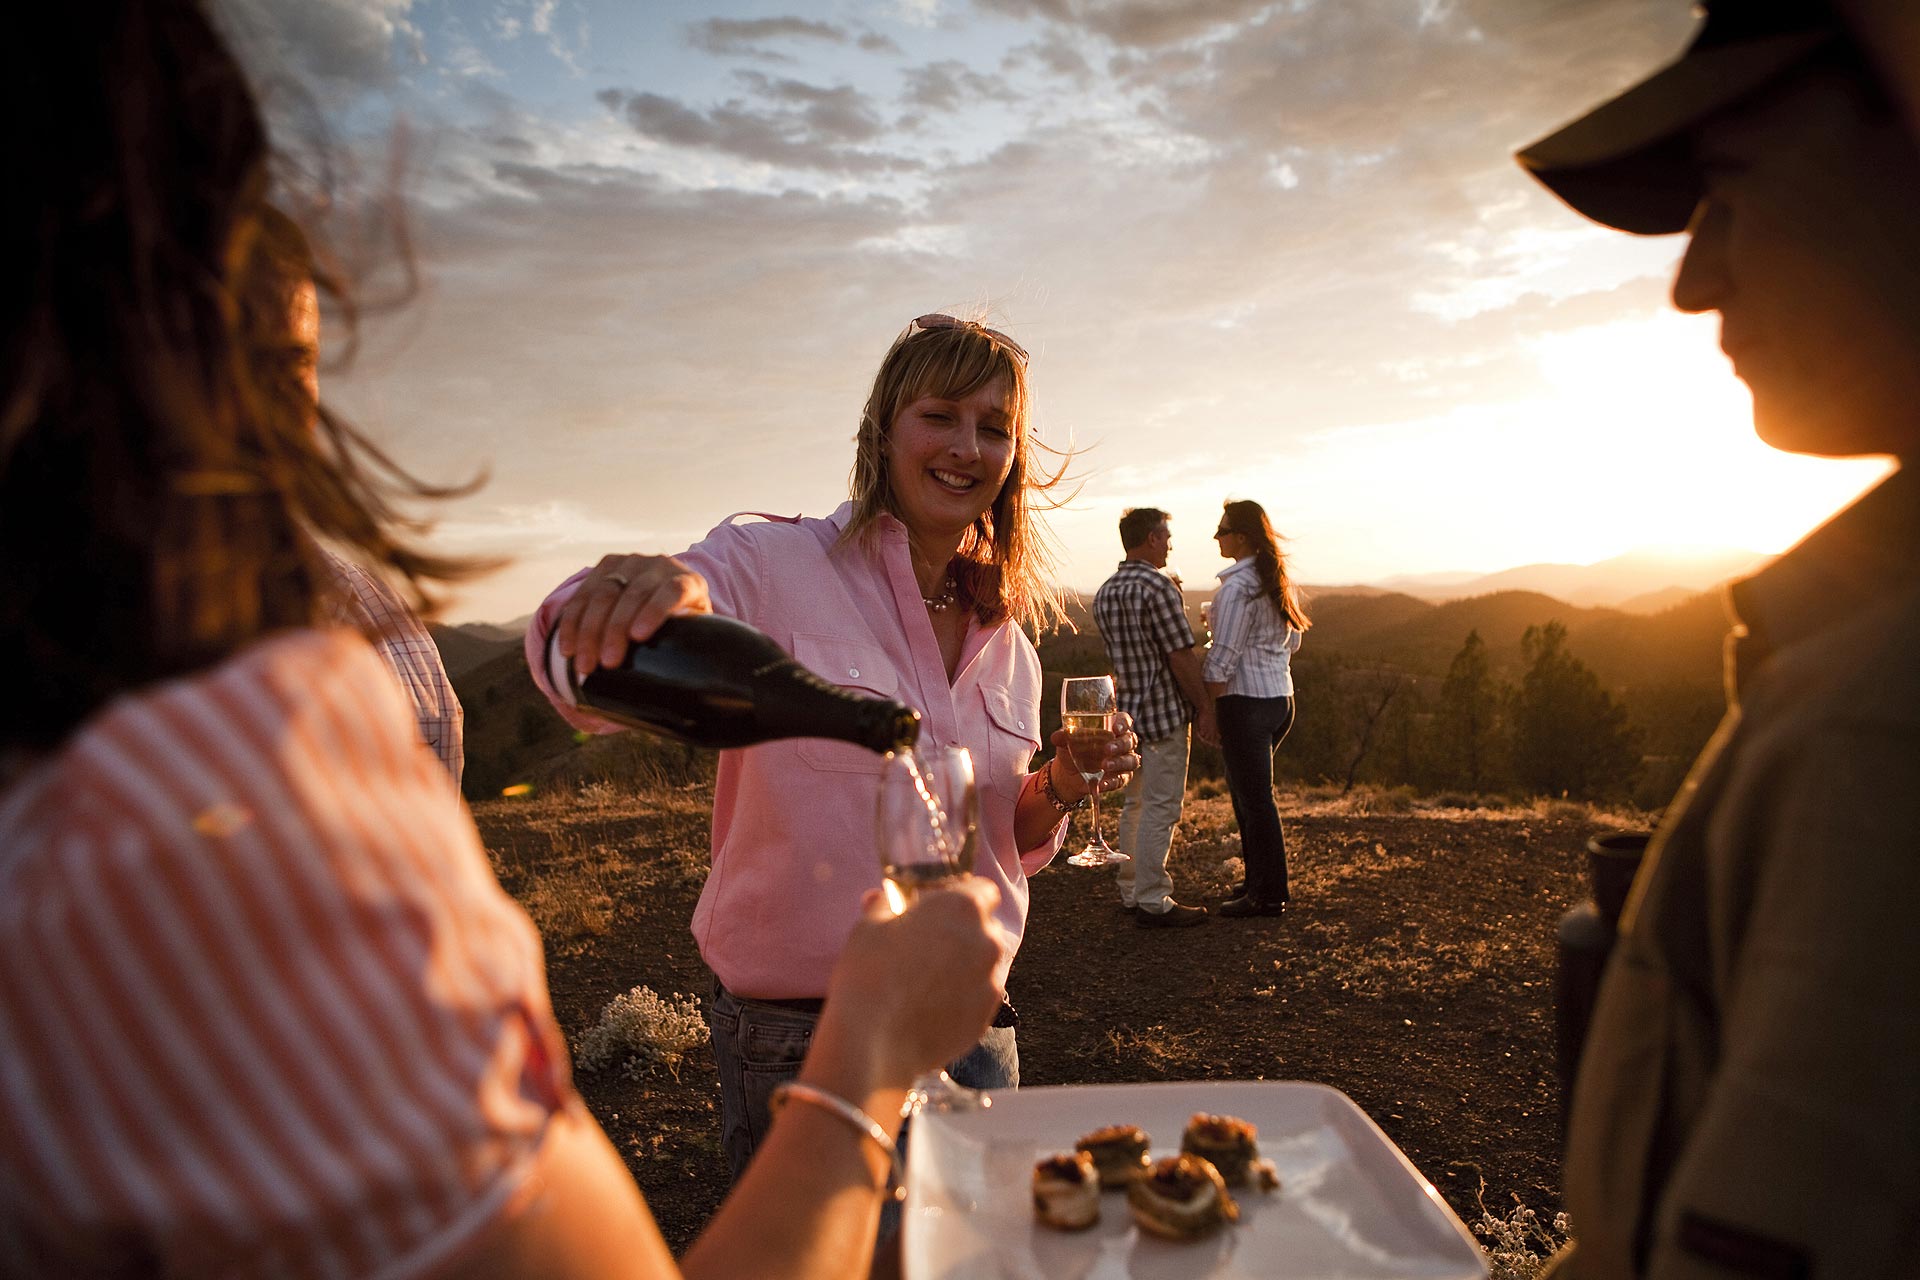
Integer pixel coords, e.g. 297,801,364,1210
324,552,465,789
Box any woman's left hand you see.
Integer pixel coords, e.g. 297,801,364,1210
1046,710,1141,801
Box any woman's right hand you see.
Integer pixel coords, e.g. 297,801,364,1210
554,553,713,680
818,878,1004,1093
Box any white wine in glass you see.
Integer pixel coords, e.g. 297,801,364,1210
1059,676,1128,868
876,745,977,913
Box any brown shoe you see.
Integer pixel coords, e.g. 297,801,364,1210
1136,901,1208,928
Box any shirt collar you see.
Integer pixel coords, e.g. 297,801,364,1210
1216,556,1256,583
1727,464,1918,680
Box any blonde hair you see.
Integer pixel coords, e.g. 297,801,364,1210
842,319,1071,629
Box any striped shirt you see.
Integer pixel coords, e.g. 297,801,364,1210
1091,559,1197,743
324,552,464,788
0,630,567,1279
1203,558,1303,698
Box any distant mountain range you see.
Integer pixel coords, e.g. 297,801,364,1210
434,545,1766,685
1344,546,1769,614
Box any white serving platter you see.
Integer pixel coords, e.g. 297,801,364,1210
903,1079,1488,1280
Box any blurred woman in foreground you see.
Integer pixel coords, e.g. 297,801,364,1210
0,4,1003,1276
1204,499,1311,919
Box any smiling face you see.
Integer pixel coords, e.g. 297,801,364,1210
885,375,1016,542
1672,61,1920,460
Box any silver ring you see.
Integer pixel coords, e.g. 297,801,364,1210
604,573,632,589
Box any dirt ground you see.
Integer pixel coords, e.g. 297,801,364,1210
473,785,1615,1257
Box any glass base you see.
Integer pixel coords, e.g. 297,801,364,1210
1066,843,1129,868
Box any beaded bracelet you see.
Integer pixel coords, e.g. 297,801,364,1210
1038,757,1090,814
769,1081,907,1202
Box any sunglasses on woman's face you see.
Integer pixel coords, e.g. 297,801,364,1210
910,313,1030,366
1214,527,1232,538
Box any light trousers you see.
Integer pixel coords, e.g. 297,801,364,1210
1113,725,1191,911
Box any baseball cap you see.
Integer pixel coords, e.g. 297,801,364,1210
1517,1,1842,234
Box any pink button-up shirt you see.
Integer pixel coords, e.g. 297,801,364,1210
526,503,1062,999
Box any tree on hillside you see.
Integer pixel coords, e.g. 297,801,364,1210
1340,669,1408,793
1434,630,1505,792
1511,621,1642,799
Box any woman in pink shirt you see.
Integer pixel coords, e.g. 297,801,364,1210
536,316,1142,1178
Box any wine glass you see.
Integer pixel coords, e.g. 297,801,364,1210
875,745,992,1116
1059,675,1129,868
876,744,977,913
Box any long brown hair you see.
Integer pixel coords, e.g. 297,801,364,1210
842,318,1071,629
1,0,478,755
1220,499,1310,632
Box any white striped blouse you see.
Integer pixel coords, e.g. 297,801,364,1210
0,630,566,1279
1203,557,1303,698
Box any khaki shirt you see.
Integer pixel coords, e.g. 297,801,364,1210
1556,467,1920,1279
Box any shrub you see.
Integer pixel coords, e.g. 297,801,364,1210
1473,1183,1572,1280
576,986,709,1080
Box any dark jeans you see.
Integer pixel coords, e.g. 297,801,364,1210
1217,694,1296,905
706,980,1019,1183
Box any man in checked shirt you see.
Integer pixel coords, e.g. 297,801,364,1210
260,206,467,789
1091,508,1217,927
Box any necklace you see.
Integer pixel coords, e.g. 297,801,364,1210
922,577,958,612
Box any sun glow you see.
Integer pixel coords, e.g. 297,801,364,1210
1147,312,1891,590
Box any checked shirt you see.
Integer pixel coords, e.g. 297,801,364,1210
1092,559,1197,743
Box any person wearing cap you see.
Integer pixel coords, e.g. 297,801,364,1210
1519,1,1920,1276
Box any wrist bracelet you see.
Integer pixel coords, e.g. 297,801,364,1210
1039,758,1089,814
769,1081,906,1202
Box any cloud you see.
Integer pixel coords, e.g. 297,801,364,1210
973,0,1274,47
902,60,1020,112
687,16,851,59
597,79,919,174
219,0,421,93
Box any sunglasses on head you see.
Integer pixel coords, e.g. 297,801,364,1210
909,313,1030,366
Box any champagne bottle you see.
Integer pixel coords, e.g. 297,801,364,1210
547,614,921,753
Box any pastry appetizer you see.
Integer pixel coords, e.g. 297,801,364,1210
1075,1124,1152,1188
1032,1152,1101,1230
1126,1153,1240,1241
1180,1112,1277,1190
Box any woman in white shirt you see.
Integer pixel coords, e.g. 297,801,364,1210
1203,500,1311,918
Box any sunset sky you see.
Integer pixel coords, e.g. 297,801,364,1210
227,0,1892,624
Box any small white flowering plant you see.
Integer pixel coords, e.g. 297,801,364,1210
575,985,709,1081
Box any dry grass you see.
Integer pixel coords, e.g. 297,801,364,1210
475,779,713,956
1282,783,1649,831
1078,1024,1210,1075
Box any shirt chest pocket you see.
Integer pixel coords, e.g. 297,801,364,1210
788,633,902,775
980,686,1042,791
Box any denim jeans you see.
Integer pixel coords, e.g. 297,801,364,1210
707,980,1019,1184
1216,694,1296,905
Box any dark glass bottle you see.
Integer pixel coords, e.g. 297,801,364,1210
548,614,921,753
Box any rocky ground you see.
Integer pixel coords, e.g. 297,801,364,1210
472,783,1624,1258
